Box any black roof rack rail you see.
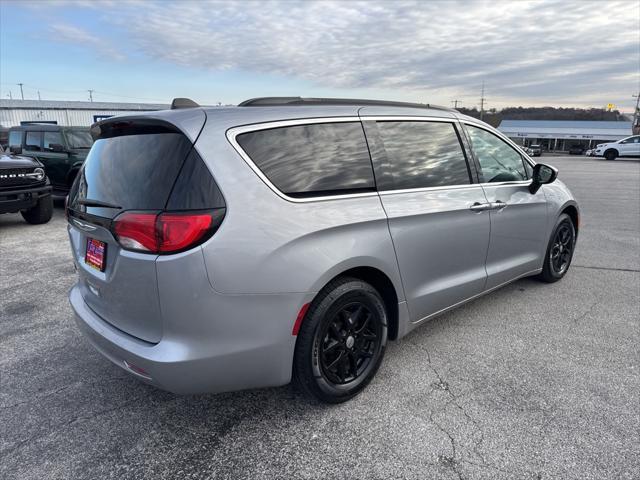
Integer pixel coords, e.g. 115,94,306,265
171,97,200,109
238,97,456,112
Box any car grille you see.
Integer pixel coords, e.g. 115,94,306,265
0,168,41,188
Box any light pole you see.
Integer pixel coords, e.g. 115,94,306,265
632,93,640,134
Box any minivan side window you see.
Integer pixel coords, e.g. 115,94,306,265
465,125,528,182
374,121,471,190
8,131,22,148
236,122,375,197
25,131,43,151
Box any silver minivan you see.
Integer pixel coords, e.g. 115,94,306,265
67,97,579,403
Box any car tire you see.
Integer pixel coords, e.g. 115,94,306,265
293,277,388,403
537,213,576,283
604,149,617,161
21,195,53,225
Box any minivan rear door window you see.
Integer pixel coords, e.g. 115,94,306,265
372,121,472,190
236,122,375,198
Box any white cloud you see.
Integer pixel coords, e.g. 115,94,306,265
49,23,126,61
45,0,640,108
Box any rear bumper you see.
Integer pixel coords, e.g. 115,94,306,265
69,283,311,394
0,184,51,214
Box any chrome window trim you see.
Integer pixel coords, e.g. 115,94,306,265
378,183,483,196
226,117,379,204
460,119,536,169
360,115,455,123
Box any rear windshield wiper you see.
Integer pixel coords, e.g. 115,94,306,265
77,198,122,209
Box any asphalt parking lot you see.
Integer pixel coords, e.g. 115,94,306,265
1,155,638,480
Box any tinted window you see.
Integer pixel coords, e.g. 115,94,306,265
25,131,42,151
65,130,93,149
237,122,374,197
375,121,470,189
466,125,527,182
8,131,21,148
166,148,225,210
70,133,192,219
44,132,64,151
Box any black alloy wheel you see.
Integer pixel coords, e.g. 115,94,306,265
550,222,574,275
318,302,381,385
293,277,387,403
538,213,576,283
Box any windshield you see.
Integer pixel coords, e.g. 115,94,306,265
64,130,93,149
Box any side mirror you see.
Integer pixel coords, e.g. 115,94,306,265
49,143,66,153
530,163,558,194
9,145,22,155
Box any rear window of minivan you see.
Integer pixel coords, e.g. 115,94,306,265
236,122,375,197
69,125,224,219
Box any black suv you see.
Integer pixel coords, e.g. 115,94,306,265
0,150,53,224
7,125,92,195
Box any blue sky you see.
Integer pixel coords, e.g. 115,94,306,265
1,0,639,111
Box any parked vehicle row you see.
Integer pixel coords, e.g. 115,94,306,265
6,124,92,195
66,97,580,403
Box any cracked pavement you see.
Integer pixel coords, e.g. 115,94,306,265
1,156,639,479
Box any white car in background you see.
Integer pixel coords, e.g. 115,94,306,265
594,135,640,160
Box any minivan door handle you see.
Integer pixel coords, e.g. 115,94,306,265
469,202,492,212
491,201,507,211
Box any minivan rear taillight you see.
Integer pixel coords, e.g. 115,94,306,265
112,209,225,254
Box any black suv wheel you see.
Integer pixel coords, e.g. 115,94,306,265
293,277,387,403
21,195,53,224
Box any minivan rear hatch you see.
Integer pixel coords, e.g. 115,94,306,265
67,112,225,343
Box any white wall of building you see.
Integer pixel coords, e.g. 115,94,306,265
0,100,168,128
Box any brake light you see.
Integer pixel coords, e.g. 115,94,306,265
112,210,224,254
113,212,157,251
157,213,212,253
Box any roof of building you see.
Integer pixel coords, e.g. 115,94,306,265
498,119,632,139
0,99,169,110
499,120,632,130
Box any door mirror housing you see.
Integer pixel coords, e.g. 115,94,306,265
49,143,66,153
530,163,558,194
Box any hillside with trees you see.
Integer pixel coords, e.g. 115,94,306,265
457,106,627,128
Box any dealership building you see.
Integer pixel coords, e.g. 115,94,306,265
498,120,632,152
0,99,169,128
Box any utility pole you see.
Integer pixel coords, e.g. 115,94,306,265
37,90,41,101
633,93,640,134
88,89,94,102
451,99,460,109
479,81,486,121
17,83,24,100
7,91,12,100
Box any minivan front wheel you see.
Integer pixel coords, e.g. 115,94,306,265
293,277,387,403
537,213,576,283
